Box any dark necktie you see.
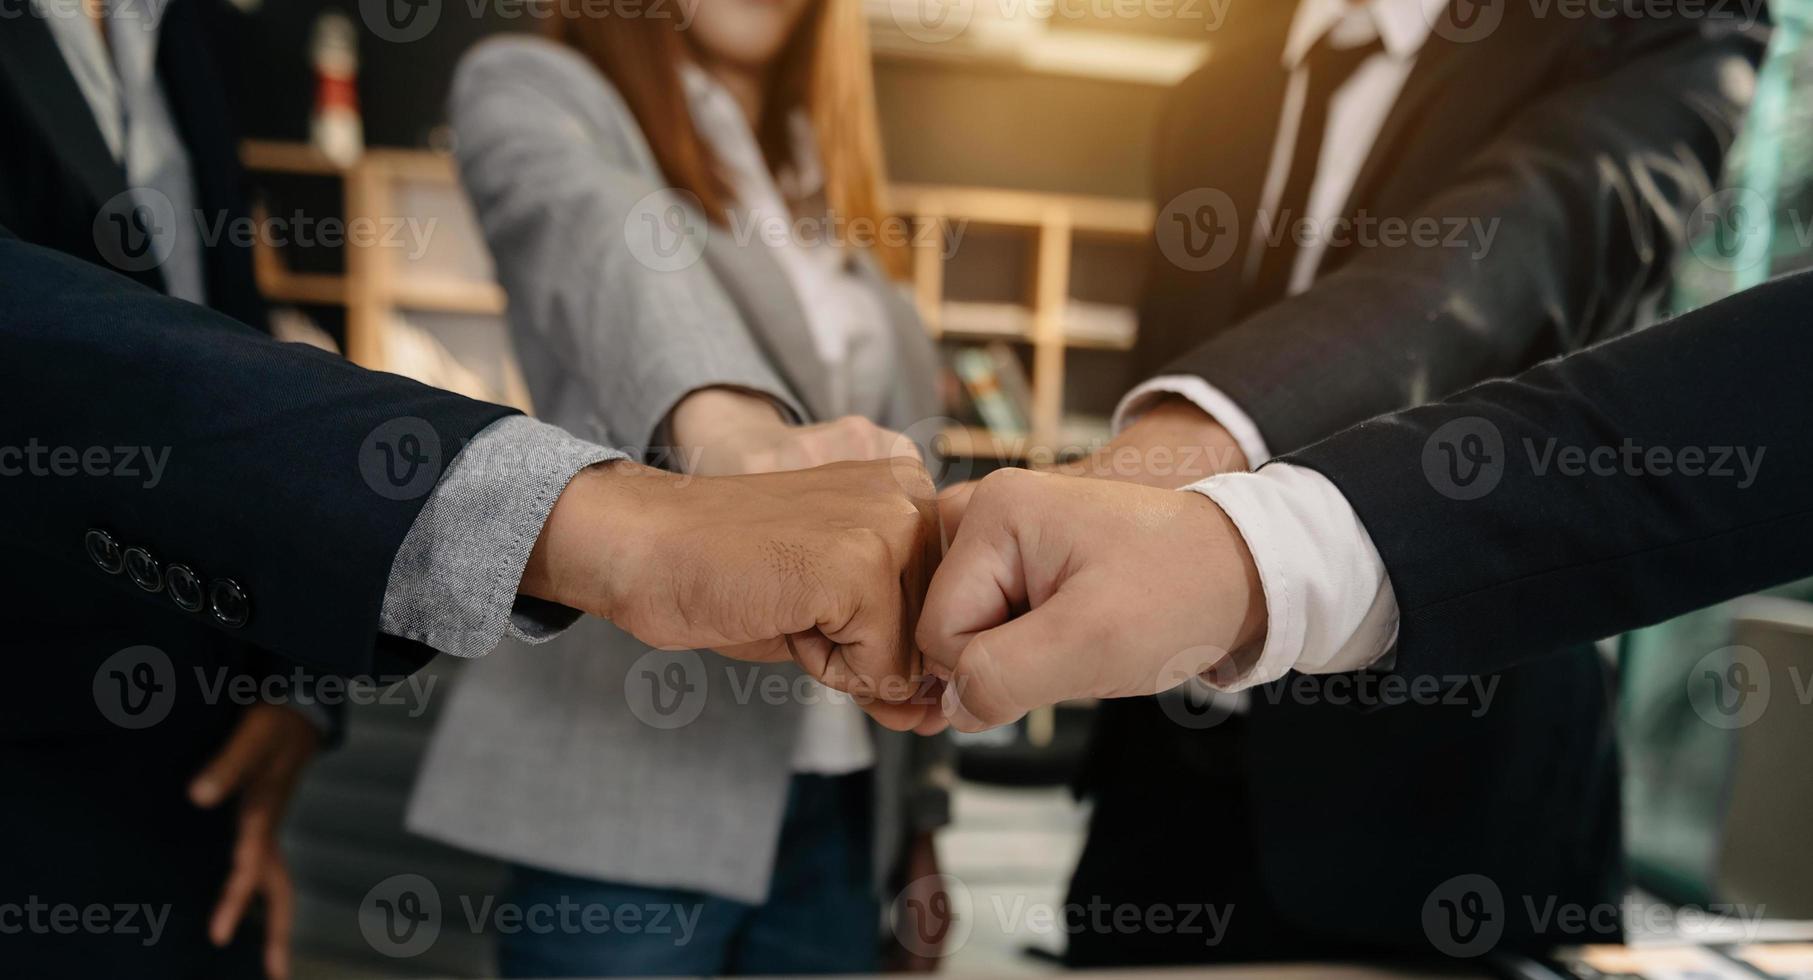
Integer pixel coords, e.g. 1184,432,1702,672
1246,35,1386,309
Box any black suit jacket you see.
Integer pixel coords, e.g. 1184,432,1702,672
1078,0,1767,959
0,232,514,975
0,0,266,330
1291,268,1813,679
1139,2,1766,451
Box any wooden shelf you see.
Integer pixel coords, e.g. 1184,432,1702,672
391,277,506,316
939,425,1027,460
238,142,1156,444
892,184,1152,238
894,184,1151,449
1061,329,1136,351
241,139,350,177
868,21,1209,88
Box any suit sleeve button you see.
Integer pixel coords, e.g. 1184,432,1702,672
123,547,164,592
85,529,123,574
166,564,205,613
208,579,251,629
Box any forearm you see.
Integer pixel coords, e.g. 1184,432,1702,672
0,238,513,678
452,46,805,450
1164,13,1764,455
1284,271,1813,678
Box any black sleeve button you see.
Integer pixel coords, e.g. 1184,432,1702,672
123,547,164,593
85,529,124,574
208,579,251,629
166,564,205,613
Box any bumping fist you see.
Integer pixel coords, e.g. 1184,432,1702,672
522,457,943,731
669,388,922,478
916,468,1267,732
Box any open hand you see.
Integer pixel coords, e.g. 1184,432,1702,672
190,703,319,980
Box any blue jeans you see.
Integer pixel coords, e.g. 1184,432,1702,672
497,772,880,977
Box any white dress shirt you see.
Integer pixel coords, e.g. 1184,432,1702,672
1185,463,1399,691
1117,0,1449,688
38,0,207,306
682,65,883,775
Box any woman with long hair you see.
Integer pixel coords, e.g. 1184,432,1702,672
405,1,951,975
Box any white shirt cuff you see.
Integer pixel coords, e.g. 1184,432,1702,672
1112,376,1273,471
1180,462,1400,691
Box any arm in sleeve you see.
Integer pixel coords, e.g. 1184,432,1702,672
451,38,806,450
1165,10,1768,455
1281,268,1813,678
380,415,624,658
0,236,516,677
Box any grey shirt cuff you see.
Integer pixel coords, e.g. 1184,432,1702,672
380,415,626,658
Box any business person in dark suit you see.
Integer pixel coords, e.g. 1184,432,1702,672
923,264,1813,743
1044,0,1769,965
0,2,328,974
0,231,943,977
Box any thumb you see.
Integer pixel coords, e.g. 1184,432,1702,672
941,590,1099,733
935,481,977,548
190,710,276,808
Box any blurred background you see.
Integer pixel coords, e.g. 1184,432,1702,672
169,0,1813,974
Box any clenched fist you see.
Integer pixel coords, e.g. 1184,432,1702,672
522,457,943,730
916,468,1266,732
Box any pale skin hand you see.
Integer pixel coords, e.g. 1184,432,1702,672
939,396,1246,534
1052,396,1247,489
189,703,320,980
668,387,922,477
916,468,1267,733
518,457,942,731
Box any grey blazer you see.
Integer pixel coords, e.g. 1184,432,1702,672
405,37,949,905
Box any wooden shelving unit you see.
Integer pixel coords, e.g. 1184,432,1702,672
891,184,1152,458
240,142,1153,457
241,140,524,408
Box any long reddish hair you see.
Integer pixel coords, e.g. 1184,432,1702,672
546,0,902,276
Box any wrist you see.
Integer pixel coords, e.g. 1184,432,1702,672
520,460,670,621
1081,398,1246,488
670,387,789,449
1190,493,1268,657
